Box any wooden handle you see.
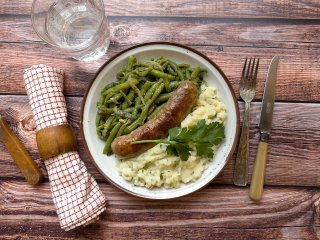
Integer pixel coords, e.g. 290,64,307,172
249,141,268,201
0,116,43,185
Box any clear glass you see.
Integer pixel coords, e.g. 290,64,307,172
31,0,110,61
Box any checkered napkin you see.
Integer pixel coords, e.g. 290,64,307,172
24,64,107,231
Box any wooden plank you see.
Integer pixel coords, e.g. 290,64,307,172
2,16,320,50
0,227,319,240
0,96,320,187
0,180,319,239
1,0,320,19
0,42,320,101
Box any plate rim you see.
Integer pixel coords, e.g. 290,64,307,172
80,42,240,199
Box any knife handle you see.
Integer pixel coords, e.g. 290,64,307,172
249,140,268,201
0,116,43,185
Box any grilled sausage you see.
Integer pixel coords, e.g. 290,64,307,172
111,81,198,158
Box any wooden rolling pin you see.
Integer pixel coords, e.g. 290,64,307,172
0,115,43,185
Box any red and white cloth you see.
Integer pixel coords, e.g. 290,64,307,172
24,64,107,231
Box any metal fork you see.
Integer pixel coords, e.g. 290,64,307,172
233,57,259,186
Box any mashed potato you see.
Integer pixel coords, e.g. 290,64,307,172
118,85,227,189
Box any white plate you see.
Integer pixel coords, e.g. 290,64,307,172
80,42,240,199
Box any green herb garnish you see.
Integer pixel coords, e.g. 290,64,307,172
131,119,225,161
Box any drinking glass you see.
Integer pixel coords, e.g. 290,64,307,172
31,0,111,61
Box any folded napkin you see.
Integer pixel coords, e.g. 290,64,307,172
24,64,107,231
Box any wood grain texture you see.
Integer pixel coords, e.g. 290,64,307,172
0,43,320,101
1,180,320,239
1,228,319,240
1,1,320,239
2,16,320,50
0,96,319,187
1,0,320,19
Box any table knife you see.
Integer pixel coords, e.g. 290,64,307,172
249,56,279,201
0,114,43,185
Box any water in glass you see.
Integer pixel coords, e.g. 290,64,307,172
35,0,110,61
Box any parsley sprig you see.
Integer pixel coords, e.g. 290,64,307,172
131,119,225,161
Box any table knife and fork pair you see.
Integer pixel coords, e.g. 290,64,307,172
233,56,279,201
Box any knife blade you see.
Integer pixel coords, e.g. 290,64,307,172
0,114,43,185
249,56,279,201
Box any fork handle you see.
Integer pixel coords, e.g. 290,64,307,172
233,102,250,186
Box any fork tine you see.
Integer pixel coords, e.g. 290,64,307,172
241,58,248,80
245,58,252,81
249,58,256,82
253,58,260,87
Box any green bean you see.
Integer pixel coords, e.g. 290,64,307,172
116,71,126,80
167,65,177,76
125,99,153,133
128,75,145,105
150,69,175,80
103,92,114,106
96,124,105,139
98,106,113,115
113,108,136,120
124,119,139,134
116,120,131,138
163,77,171,92
121,89,135,110
103,122,123,155
147,60,163,71
122,106,135,113
119,90,132,106
101,116,115,138
141,81,153,95
144,80,163,102
151,83,164,102
136,60,163,71
127,82,164,133
96,123,105,132
179,63,190,68
169,60,184,81
133,67,152,77
97,94,106,107
190,67,201,80
147,104,157,116
133,81,153,112
169,81,181,89
190,67,207,80
123,104,143,113
155,92,171,104
102,79,139,96
127,55,136,72
135,76,151,82
185,69,191,79
107,92,122,104
156,56,166,64
95,114,101,127
101,81,119,93
119,72,130,83
161,61,169,69
103,117,120,141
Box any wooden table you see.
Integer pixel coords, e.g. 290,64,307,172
1,1,320,239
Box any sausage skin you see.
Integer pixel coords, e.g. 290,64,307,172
111,81,198,158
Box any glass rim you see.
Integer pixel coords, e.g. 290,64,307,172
31,0,106,49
